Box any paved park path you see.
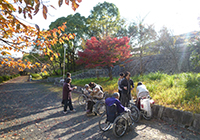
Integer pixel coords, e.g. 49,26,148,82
0,76,200,140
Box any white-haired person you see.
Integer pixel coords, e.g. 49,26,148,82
83,84,92,96
105,92,130,123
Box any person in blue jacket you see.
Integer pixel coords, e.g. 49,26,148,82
105,92,130,122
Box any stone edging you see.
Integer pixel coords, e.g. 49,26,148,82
152,105,200,132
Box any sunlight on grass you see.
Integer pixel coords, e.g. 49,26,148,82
71,72,200,113
42,72,199,113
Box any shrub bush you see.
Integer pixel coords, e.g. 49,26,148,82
31,73,41,79
2,75,10,81
186,74,200,88
0,76,3,83
42,75,49,79
145,71,166,81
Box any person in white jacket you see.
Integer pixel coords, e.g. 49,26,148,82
136,82,149,98
136,82,150,109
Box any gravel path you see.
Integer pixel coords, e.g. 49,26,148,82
0,76,200,140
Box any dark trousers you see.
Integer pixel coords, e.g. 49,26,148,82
87,101,95,113
120,93,129,107
63,99,73,111
136,98,141,110
118,90,122,101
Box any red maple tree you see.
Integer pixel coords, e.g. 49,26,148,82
77,36,132,79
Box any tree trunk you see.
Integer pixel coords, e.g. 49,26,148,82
67,53,69,71
59,62,63,76
96,69,99,79
108,67,113,80
72,46,76,72
139,46,143,75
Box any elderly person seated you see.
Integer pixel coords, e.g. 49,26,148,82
86,82,104,114
105,92,130,122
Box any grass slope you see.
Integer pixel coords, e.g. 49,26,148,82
72,72,200,114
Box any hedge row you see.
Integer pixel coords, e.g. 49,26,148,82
31,73,49,79
0,74,20,83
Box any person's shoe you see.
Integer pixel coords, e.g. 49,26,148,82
70,109,76,112
63,111,67,114
86,110,90,114
86,112,93,116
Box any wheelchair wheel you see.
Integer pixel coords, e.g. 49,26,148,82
113,115,128,137
99,111,112,132
95,101,106,115
142,107,153,120
78,94,87,106
129,105,140,122
128,102,135,108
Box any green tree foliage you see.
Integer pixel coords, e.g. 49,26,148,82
49,13,88,42
189,38,200,68
87,1,124,39
49,13,88,72
156,26,180,72
130,19,157,74
116,22,138,44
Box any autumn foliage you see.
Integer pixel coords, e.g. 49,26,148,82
77,36,132,78
0,0,81,73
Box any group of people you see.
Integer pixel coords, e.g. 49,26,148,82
105,80,149,123
62,72,104,115
106,71,150,118
62,71,150,116
118,71,134,107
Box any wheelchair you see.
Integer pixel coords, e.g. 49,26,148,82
78,88,88,106
78,88,107,115
135,95,154,120
99,103,140,137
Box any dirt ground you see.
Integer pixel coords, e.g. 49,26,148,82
0,76,200,140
